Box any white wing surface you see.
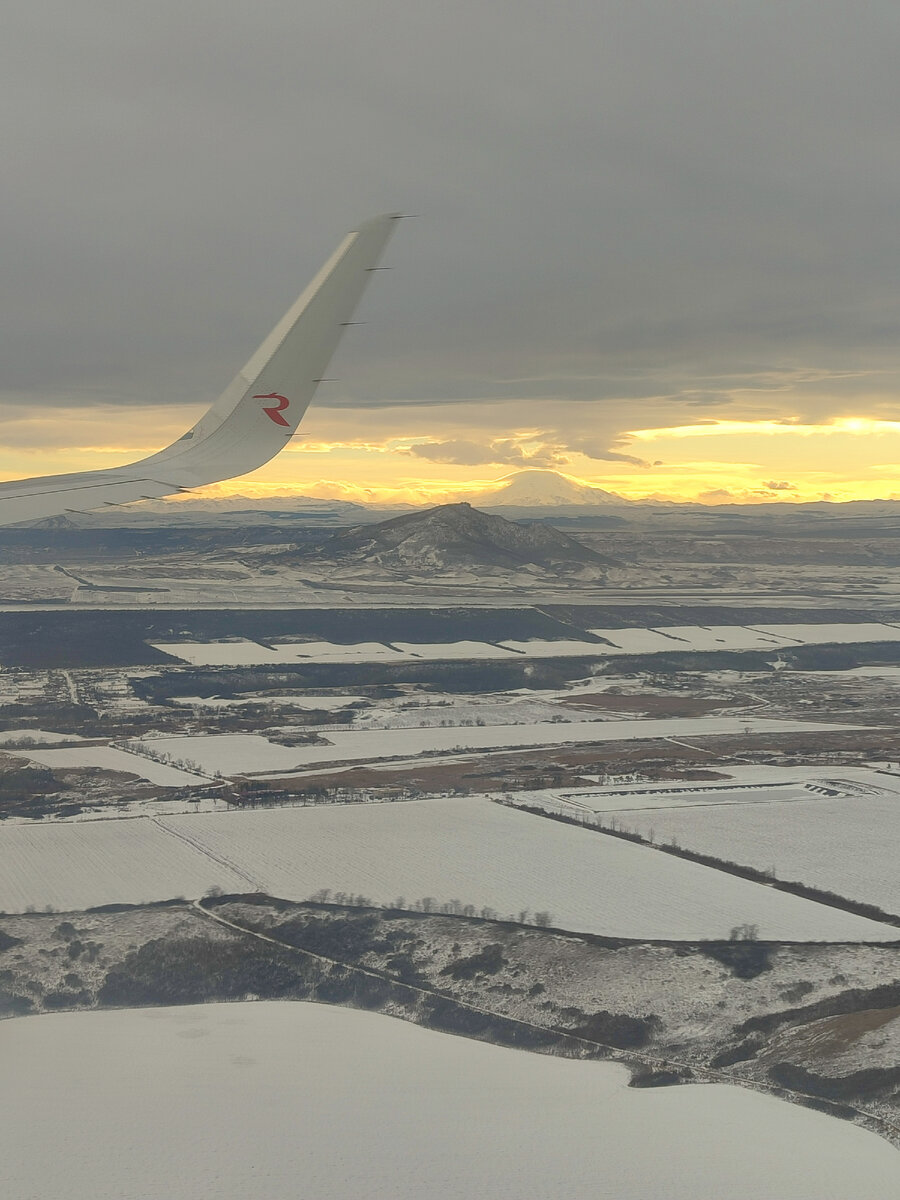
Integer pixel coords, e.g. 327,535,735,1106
0,214,401,525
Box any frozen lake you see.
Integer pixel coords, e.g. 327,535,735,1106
1,1003,897,1200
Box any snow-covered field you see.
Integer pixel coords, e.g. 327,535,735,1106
661,625,796,651
8,745,202,787
611,793,900,914
152,638,284,665
135,716,855,774
0,797,894,938
498,638,607,657
152,639,407,665
531,782,814,815
0,728,84,746
350,695,590,730
394,639,517,659
166,799,895,940
0,818,249,911
133,733,313,776
273,640,406,662
4,1004,898,1200
151,621,900,667
591,622,900,653
171,694,365,710
589,627,710,653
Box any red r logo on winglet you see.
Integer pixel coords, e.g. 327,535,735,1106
254,393,291,427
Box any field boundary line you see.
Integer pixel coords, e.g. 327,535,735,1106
501,798,900,932
151,817,266,891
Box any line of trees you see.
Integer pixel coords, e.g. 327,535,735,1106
306,887,554,927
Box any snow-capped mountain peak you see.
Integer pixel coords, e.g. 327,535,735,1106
467,470,630,508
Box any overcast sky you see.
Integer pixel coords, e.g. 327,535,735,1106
3,1,900,502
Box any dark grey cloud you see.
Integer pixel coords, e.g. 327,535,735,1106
563,439,655,468
407,439,567,468
2,0,900,442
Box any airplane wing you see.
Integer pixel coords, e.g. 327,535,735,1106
0,213,401,526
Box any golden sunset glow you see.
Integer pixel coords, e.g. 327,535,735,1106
5,400,900,509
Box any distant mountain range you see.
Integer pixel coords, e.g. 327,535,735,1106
17,469,900,534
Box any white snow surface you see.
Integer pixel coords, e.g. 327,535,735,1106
589,627,704,653
589,622,900,654
0,729,84,746
393,640,517,659
272,639,406,662
751,622,900,645
613,793,900,914
149,622,900,667
0,818,248,911
162,799,894,940
499,638,608,657
151,639,284,665
171,694,364,710
8,745,201,786
2,1004,898,1200
0,798,895,938
139,717,856,774
136,733,315,775
152,639,408,665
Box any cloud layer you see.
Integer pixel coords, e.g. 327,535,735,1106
3,2,900,501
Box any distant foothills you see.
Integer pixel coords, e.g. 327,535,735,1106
23,469,900,532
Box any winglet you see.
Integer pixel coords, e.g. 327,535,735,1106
0,215,401,525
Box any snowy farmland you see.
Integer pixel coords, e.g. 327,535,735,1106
171,693,365,711
0,728,84,746
150,620,900,667
2,797,891,939
590,622,900,654
162,800,896,940
611,792,900,915
0,818,249,911
5,1004,899,1200
151,638,285,665
130,733,314,776
7,745,204,787
152,639,408,665
132,716,856,774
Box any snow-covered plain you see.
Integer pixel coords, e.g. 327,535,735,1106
394,639,518,659
165,798,895,940
8,745,202,786
0,798,894,938
171,694,365,710
151,639,407,665
273,640,406,662
498,638,608,657
589,623,900,653
531,782,814,815
134,733,320,775
137,716,855,774
152,638,284,665
151,621,900,667
612,793,900,914
751,622,900,645
0,818,249,911
589,627,707,653
2,1004,898,1200
0,728,84,746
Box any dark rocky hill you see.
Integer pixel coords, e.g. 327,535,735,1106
291,503,612,577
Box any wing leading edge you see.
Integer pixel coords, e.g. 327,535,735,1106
0,213,401,526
